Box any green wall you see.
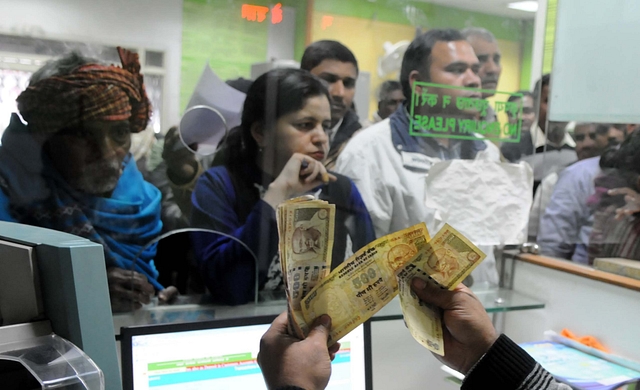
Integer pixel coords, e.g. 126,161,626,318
543,0,557,74
313,0,527,42
181,0,307,111
520,20,535,90
181,0,535,110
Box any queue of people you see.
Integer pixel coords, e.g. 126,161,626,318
1,26,638,309
0,22,638,389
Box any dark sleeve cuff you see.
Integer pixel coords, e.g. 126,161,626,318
462,334,537,390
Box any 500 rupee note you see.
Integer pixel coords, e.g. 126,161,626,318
396,223,486,356
277,199,335,338
396,262,444,355
416,224,486,290
301,223,430,343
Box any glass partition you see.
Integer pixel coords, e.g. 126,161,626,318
0,0,548,319
530,0,640,272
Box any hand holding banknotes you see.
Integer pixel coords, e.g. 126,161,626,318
264,153,337,209
410,277,498,375
258,312,340,390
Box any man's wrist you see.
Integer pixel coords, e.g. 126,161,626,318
462,334,537,389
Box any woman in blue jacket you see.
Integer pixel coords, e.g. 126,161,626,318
191,68,375,305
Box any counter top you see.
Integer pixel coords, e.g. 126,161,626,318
113,287,545,334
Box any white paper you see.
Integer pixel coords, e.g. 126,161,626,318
425,160,533,245
179,62,246,155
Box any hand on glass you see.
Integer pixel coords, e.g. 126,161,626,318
410,277,499,375
107,267,155,312
258,312,340,390
162,126,199,184
158,286,179,303
608,187,640,220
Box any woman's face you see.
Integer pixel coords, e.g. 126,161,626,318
264,95,331,173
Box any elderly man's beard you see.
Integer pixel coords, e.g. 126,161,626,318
70,159,123,195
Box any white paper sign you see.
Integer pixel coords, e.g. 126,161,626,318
425,160,533,245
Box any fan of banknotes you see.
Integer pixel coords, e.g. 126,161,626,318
276,197,486,356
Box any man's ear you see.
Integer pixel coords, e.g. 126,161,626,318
250,122,265,148
409,70,425,95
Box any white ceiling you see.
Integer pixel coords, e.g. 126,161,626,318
413,0,537,20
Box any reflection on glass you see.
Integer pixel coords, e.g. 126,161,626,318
0,68,31,139
589,131,640,263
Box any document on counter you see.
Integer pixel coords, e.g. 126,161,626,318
520,341,640,390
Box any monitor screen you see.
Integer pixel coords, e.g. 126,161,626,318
121,315,371,390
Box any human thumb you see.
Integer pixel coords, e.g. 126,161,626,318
307,314,332,343
410,277,451,309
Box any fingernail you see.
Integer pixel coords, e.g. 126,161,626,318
319,314,331,328
412,278,427,289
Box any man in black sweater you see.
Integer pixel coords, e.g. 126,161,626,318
258,277,569,390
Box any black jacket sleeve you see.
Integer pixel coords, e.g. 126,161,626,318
463,334,571,390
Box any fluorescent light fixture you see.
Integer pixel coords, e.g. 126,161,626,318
508,1,538,12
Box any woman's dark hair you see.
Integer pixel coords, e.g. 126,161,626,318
219,68,331,167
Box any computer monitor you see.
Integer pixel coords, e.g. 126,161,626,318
121,315,372,390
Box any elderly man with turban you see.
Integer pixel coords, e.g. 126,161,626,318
0,47,176,311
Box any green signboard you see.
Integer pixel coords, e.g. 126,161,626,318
409,81,524,143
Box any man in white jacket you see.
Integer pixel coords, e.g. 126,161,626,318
334,28,500,285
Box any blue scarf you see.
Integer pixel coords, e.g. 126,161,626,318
2,120,164,290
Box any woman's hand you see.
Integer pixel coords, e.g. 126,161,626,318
263,153,336,208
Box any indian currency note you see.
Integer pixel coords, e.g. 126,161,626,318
300,223,430,343
395,223,486,355
396,262,444,356
414,223,486,290
280,200,335,337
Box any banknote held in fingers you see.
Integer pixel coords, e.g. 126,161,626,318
396,223,487,355
301,223,431,343
277,197,335,338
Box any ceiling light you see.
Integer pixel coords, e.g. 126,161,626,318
508,1,538,12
